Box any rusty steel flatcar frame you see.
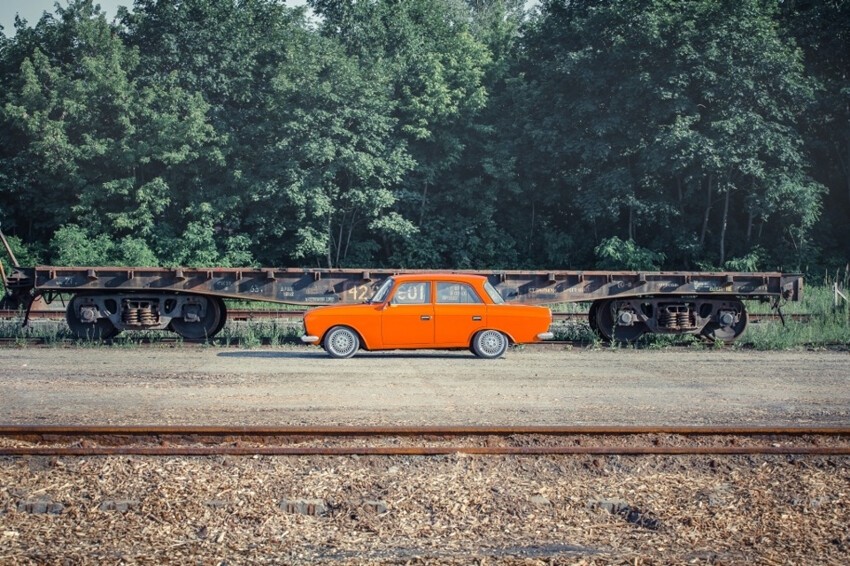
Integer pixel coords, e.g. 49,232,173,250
4,266,802,306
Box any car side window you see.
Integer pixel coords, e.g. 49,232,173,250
392,282,431,304
436,282,483,304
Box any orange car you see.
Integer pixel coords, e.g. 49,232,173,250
301,273,553,358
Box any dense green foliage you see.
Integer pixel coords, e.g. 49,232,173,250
0,0,847,272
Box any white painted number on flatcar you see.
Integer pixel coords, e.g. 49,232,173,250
346,284,370,302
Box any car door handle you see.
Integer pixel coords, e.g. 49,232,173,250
421,315,431,321
472,316,482,321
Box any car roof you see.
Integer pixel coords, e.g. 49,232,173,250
390,272,487,283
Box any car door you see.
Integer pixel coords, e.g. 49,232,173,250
381,281,434,347
434,281,486,346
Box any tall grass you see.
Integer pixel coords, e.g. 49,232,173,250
743,278,850,349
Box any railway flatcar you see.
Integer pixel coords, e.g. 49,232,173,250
0,229,801,343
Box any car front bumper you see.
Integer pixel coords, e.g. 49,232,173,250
536,332,554,340
301,335,320,344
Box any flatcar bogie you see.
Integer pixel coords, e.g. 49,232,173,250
589,296,750,342
64,293,226,340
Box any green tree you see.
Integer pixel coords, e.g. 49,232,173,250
311,0,502,267
0,0,220,265
124,0,413,267
511,0,823,269
248,34,416,267
780,1,850,269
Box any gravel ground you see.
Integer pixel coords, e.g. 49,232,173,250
1,346,849,564
0,346,848,425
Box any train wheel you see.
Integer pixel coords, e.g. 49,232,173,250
170,297,224,340
594,299,647,342
66,295,120,340
701,301,748,343
588,301,599,334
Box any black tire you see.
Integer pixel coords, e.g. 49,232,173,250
471,329,508,359
324,326,360,358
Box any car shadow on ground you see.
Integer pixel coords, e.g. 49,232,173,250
216,350,476,360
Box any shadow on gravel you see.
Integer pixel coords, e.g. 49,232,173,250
217,351,325,359
216,351,475,360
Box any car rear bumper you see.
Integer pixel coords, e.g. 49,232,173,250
301,335,320,344
536,332,554,340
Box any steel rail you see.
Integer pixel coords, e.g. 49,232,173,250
2,425,849,456
3,425,850,436
2,446,848,456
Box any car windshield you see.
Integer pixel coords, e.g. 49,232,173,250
484,281,506,304
368,278,394,304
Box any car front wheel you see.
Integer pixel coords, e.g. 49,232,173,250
324,326,360,358
472,329,508,359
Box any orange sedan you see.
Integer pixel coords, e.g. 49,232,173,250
301,273,553,358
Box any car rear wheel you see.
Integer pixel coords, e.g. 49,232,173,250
472,329,508,359
324,326,360,358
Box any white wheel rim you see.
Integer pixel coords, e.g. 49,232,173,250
329,329,356,356
478,331,505,357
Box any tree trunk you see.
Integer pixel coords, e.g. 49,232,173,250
846,140,850,206
335,216,345,267
628,204,634,241
719,187,730,266
700,175,713,248
746,209,754,246
419,184,428,227
676,176,685,222
326,213,333,269
343,211,357,264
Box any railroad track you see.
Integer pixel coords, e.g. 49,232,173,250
1,425,848,456
0,308,812,323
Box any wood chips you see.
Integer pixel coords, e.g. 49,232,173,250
1,453,848,564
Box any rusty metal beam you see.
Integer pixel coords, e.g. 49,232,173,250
0,308,813,323
19,266,802,306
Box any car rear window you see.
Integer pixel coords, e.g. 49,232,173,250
436,282,483,304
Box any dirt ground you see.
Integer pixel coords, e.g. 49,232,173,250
0,346,848,425
1,346,849,564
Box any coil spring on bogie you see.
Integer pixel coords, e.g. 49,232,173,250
122,302,158,326
659,304,695,330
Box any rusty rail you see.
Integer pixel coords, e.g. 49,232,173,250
2,425,848,456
